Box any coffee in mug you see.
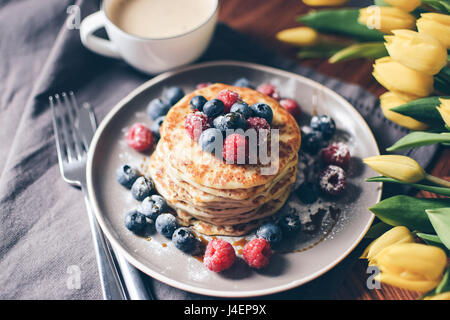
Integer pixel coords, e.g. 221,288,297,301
107,0,217,39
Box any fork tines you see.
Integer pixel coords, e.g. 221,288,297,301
50,92,88,163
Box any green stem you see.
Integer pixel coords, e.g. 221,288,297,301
425,174,450,188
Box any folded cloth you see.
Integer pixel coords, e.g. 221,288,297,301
0,0,438,299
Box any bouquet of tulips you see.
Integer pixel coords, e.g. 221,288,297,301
278,0,450,299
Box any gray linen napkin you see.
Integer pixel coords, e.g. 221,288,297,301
0,0,438,299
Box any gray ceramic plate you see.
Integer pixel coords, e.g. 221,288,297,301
86,61,381,297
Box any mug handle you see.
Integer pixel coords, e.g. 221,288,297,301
80,11,121,59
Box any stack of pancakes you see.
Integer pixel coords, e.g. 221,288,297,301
148,84,301,236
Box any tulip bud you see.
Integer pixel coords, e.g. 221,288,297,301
372,243,447,292
276,27,320,46
358,6,416,34
361,226,414,261
302,0,348,6
424,292,450,300
436,98,450,128
363,155,426,183
385,30,447,76
372,57,434,97
379,91,429,130
417,13,450,49
383,0,421,12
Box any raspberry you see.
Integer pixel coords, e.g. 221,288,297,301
246,117,270,147
280,98,301,120
203,239,236,272
216,89,240,113
320,142,351,170
257,83,280,101
184,111,211,141
243,238,272,269
246,117,270,131
223,133,248,164
126,123,154,151
196,82,212,90
319,165,346,196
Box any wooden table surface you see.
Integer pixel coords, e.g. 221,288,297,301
218,0,450,300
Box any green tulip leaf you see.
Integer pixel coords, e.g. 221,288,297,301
416,232,449,252
329,42,388,63
366,176,450,196
365,221,393,239
297,9,385,42
426,208,450,250
386,132,450,151
391,96,450,129
368,195,450,233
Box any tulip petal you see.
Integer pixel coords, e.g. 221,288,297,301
375,273,440,292
417,13,450,49
276,27,320,47
373,57,434,97
374,243,447,281
383,0,421,12
363,155,425,183
363,226,414,261
385,30,447,75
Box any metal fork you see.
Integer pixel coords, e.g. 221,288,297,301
50,92,152,300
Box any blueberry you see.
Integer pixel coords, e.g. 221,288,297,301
139,195,167,220
124,210,148,234
150,116,165,138
131,176,155,201
155,213,177,238
230,102,253,119
198,128,223,156
250,103,273,124
297,182,319,204
302,131,324,154
164,86,184,106
172,227,197,253
233,77,254,89
279,214,301,236
310,115,336,139
147,98,171,120
213,112,246,132
189,95,208,111
115,165,140,189
203,99,225,118
256,222,282,245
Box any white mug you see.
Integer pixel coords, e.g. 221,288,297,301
80,0,218,75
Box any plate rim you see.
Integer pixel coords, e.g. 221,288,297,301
86,60,380,297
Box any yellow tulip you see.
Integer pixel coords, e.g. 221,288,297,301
417,13,450,49
436,98,450,127
363,155,425,183
372,243,447,292
372,57,434,97
302,0,348,6
276,27,320,46
359,6,416,34
424,292,450,300
361,226,414,262
379,91,429,130
385,30,447,75
383,0,421,12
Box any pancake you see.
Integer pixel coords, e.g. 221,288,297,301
159,83,301,190
149,146,296,225
147,83,301,236
175,189,291,236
